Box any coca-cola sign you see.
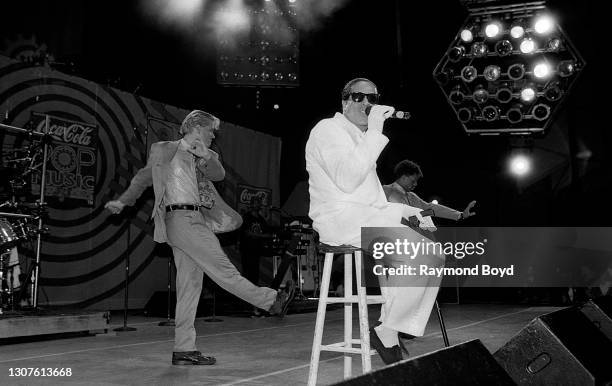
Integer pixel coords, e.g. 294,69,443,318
30,112,99,205
237,184,271,213
36,120,94,146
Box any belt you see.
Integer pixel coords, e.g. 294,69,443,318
165,204,200,212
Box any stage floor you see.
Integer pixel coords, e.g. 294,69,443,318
0,304,560,385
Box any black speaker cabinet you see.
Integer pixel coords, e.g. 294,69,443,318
494,304,612,385
333,339,514,386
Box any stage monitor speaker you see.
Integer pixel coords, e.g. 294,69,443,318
494,304,612,385
577,296,612,340
333,339,514,386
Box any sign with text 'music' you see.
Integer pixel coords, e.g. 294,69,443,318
31,112,98,205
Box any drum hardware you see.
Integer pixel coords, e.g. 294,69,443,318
1,119,51,309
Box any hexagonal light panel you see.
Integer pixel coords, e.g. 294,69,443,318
433,1,585,135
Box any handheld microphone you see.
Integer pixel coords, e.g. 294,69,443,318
365,105,411,120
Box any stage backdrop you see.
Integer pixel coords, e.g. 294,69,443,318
0,55,281,309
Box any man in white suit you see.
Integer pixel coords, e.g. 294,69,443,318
305,78,443,364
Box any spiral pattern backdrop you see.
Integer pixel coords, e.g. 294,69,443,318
0,55,281,309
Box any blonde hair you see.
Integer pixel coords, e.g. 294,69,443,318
179,110,220,136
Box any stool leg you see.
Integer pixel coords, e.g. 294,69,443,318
308,252,333,386
354,251,372,373
344,252,353,379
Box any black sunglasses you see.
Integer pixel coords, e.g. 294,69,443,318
349,92,380,104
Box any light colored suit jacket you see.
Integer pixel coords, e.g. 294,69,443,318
118,140,242,243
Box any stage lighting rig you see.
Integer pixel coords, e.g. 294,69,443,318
433,1,585,135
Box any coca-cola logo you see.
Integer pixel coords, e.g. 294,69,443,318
36,120,94,146
240,189,269,204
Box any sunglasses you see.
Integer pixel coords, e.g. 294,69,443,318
349,92,380,104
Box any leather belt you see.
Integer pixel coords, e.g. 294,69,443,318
165,204,200,212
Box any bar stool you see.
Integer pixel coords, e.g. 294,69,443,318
307,244,385,386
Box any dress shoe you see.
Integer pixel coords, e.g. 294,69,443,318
369,327,402,365
268,280,296,318
398,332,415,355
172,351,216,365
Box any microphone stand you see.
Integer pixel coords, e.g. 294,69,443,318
114,208,136,332
158,254,175,326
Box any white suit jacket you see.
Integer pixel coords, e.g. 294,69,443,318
305,113,403,246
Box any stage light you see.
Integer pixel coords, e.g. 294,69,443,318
287,73,297,81
274,72,284,81
433,2,585,135
544,82,562,101
289,0,296,3
484,65,501,81
260,71,271,81
460,29,474,43
507,105,523,124
557,60,575,77
484,22,502,39
520,85,537,103
431,199,439,205
473,86,489,104
533,62,552,79
519,38,536,54
460,66,478,82
532,103,551,121
457,107,473,123
510,25,525,39
534,15,554,35
496,88,513,103
471,42,488,57
448,46,465,62
509,154,532,177
259,55,270,66
483,105,500,121
233,72,245,80
495,40,513,56
508,63,525,80
449,89,465,105
273,103,280,109
220,71,230,81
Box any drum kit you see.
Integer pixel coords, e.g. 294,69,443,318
263,219,321,299
0,121,50,314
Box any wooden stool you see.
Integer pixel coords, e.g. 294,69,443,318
307,244,385,386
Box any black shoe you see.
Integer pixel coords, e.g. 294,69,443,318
172,351,216,365
398,332,415,355
369,327,402,365
268,280,296,318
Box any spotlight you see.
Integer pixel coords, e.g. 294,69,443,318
220,71,229,80
495,40,513,56
260,71,271,81
544,82,562,101
508,63,526,80
460,29,474,43
483,105,500,121
520,85,537,103
496,88,513,103
448,46,465,62
484,22,502,39
260,55,271,66
483,65,501,81
533,62,552,79
287,73,298,81
449,89,465,105
473,86,489,104
431,199,439,205
233,72,245,80
547,38,561,51
534,15,554,35
532,103,551,121
457,107,473,123
510,24,525,39
557,60,575,77
460,66,478,82
519,38,536,54
509,154,532,177
274,72,284,81
471,42,488,57
507,105,523,124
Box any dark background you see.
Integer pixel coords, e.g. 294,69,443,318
1,0,608,226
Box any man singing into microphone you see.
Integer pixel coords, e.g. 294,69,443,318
306,78,444,364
